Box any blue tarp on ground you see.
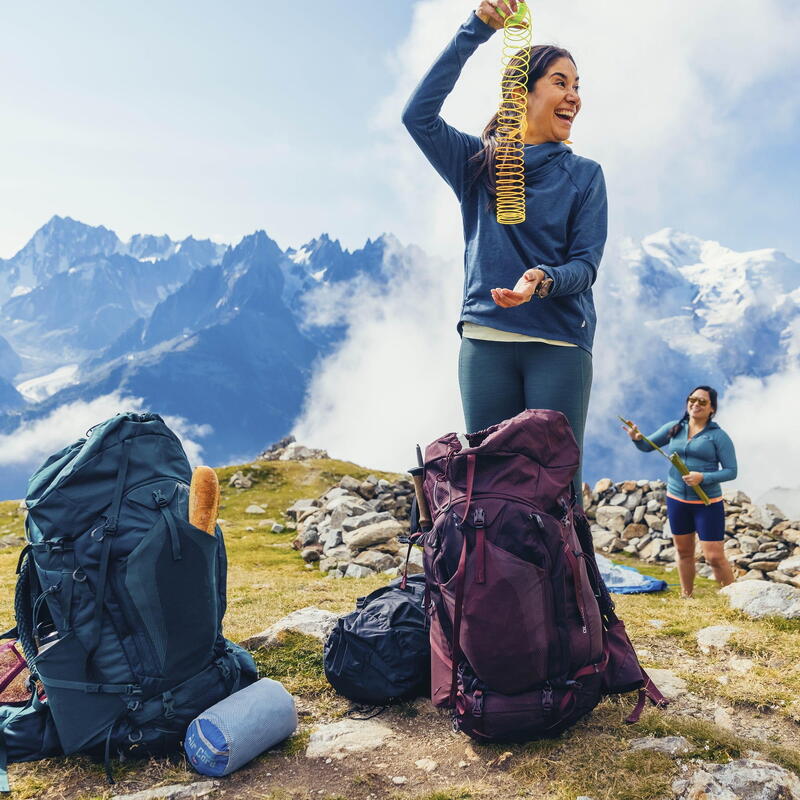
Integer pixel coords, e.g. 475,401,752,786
596,554,667,594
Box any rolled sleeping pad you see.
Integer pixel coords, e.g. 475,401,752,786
184,678,297,776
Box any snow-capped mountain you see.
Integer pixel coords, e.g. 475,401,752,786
1,221,797,506
0,217,417,499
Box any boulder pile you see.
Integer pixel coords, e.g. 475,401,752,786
258,435,329,462
287,475,418,579
585,480,800,585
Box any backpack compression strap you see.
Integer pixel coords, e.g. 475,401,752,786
85,439,131,671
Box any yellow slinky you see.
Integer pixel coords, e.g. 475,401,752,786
495,4,532,225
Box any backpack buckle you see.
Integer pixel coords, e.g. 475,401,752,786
152,489,169,508
472,508,485,527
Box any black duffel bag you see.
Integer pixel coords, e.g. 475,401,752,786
324,574,430,704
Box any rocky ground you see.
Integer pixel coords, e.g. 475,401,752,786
1,453,798,800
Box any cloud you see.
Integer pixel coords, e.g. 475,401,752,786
719,367,800,504
0,393,211,485
292,239,463,472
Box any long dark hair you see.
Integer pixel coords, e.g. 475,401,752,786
668,385,718,439
468,44,577,197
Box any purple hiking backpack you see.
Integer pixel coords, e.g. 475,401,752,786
416,410,666,741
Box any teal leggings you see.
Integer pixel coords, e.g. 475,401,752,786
458,337,593,500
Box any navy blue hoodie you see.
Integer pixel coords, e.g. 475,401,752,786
402,12,607,353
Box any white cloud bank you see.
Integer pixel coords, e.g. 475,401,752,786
0,393,211,477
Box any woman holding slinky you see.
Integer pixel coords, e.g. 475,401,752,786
625,386,737,598
402,1,607,501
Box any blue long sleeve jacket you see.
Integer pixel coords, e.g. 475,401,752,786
401,12,608,353
634,419,738,501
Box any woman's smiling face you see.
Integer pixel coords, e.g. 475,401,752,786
524,57,580,144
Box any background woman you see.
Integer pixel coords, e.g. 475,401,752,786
402,1,607,501
625,386,737,597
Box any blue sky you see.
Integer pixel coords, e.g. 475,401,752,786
2,0,800,260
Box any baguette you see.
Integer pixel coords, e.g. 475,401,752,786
189,466,220,535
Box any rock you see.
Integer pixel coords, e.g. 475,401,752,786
341,511,393,533
358,481,376,500
633,504,647,524
749,559,783,571
285,498,319,520
345,564,374,578
245,504,266,515
624,489,644,510
339,475,362,492
321,528,343,552
737,533,761,554
782,529,800,545
639,539,666,561
777,555,800,575
621,480,638,492
740,569,767,581
721,580,800,619
622,523,648,541
644,669,687,700
648,619,666,629
405,546,424,574
659,545,676,562
111,781,219,800
595,505,632,533
228,471,253,489
629,736,691,756
301,547,321,563
241,606,339,649
592,529,618,551
723,490,752,506
609,492,628,506
644,513,663,531
415,758,438,772
343,519,404,550
696,625,739,654
280,443,327,461
293,530,318,549
728,656,754,673
353,550,396,572
594,478,613,494
323,544,350,561
271,522,285,533
306,720,394,759
714,706,735,731
673,758,800,800
392,777,408,785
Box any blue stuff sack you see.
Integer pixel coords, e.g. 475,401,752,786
185,678,297,776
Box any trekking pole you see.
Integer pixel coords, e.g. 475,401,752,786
409,444,432,532
618,416,710,505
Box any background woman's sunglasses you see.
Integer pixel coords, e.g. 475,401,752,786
687,396,709,406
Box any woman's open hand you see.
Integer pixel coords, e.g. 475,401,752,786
682,471,704,487
623,420,643,441
476,0,520,29
491,268,545,308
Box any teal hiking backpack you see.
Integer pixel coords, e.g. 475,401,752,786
1,412,256,788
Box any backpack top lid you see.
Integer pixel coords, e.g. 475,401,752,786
424,409,580,507
25,412,192,541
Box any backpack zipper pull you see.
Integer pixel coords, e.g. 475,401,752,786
473,508,486,584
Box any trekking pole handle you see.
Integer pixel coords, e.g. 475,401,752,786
409,466,432,532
